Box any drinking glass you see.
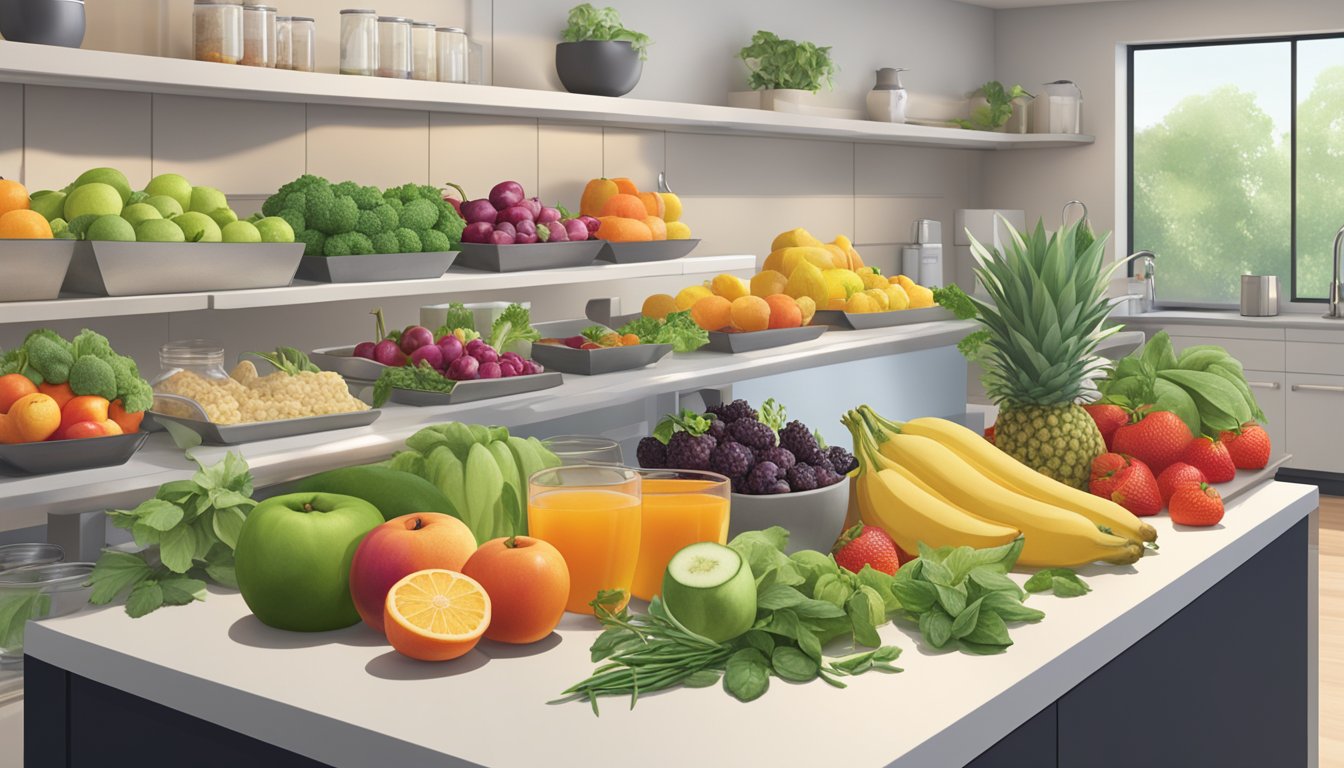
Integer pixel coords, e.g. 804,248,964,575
528,465,641,614
542,435,623,466
630,470,731,601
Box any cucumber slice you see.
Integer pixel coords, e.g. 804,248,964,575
662,542,757,644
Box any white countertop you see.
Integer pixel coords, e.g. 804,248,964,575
24,480,1317,768
1122,309,1344,332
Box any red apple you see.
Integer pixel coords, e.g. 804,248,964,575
348,512,477,633
58,420,108,440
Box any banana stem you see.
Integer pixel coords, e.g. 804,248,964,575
841,412,884,477
858,405,904,438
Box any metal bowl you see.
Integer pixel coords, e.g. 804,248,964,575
0,0,86,47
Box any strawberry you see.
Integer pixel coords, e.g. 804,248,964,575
1108,459,1162,517
1089,452,1130,499
1219,423,1271,470
832,524,902,576
1111,409,1193,475
1157,462,1206,506
984,424,996,445
1169,482,1225,527
1181,437,1236,483
1083,403,1129,450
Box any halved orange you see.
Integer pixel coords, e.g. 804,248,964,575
383,569,491,662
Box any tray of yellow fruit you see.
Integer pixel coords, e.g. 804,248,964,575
596,238,699,264
631,277,828,354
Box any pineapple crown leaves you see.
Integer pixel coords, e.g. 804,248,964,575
966,216,1131,406
652,409,713,445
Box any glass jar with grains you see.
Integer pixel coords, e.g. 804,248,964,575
193,2,244,65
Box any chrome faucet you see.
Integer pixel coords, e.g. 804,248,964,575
1131,250,1156,313
1327,225,1344,319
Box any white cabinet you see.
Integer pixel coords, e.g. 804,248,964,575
1285,373,1344,473
1243,369,1287,452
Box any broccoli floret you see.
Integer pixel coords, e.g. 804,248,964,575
433,205,466,247
370,232,400,254
373,204,399,230
355,209,387,237
384,198,404,214
332,180,360,198
68,355,117,400
25,335,73,385
278,207,305,234
108,355,144,401
419,229,451,253
350,185,385,211
297,229,326,256
118,378,154,413
323,232,374,257
394,228,422,253
382,184,421,204
70,329,113,361
399,199,439,230
262,174,324,217
303,182,337,230
24,329,71,354
327,196,359,234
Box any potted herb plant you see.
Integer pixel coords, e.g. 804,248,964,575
953,81,1034,132
736,30,837,112
555,3,651,97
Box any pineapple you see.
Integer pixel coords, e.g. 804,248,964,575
968,217,1124,489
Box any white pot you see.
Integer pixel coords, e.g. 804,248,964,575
728,478,850,554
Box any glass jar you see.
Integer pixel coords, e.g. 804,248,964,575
151,341,243,424
436,26,468,84
241,4,276,67
275,15,292,70
290,16,316,72
193,2,243,65
377,16,412,79
411,21,436,81
339,9,377,76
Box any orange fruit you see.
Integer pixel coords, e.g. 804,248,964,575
641,293,677,320
691,295,733,331
595,216,652,243
611,177,639,195
383,569,490,662
710,273,749,301
0,179,28,218
637,192,665,218
461,536,569,645
0,415,21,444
599,193,648,220
764,294,802,329
750,270,788,297
675,285,712,311
0,374,37,414
643,215,668,241
730,295,771,333
620,333,640,346
38,381,75,411
580,178,619,218
0,209,52,239
9,392,60,442
108,399,144,434
98,419,124,436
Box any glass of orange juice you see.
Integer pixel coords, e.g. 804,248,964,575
630,470,731,602
528,465,641,614
542,435,624,466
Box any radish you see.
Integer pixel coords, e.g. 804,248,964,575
478,361,502,379
462,199,498,224
353,341,376,360
490,230,516,245
536,206,561,224
579,215,601,235
373,339,405,367
437,336,464,364
409,344,444,370
462,221,493,243
545,221,569,242
399,326,434,354
488,181,524,210
563,219,590,242
442,182,467,216
495,221,517,237
499,205,534,225
448,355,479,380
473,346,499,364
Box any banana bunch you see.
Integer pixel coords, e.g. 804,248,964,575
844,407,1150,568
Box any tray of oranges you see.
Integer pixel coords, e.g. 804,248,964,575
636,275,827,354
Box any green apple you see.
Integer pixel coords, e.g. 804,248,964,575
28,191,66,221
67,167,132,205
63,183,123,220
135,218,185,243
173,211,221,243
221,220,261,243
208,207,239,229
86,215,136,242
144,173,193,211
254,216,295,244
144,195,184,219
120,203,162,228
188,185,228,215
127,191,149,206
234,493,384,632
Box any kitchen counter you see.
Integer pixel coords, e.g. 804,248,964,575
1121,308,1344,332
22,480,1318,768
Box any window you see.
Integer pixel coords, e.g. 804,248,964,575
1129,35,1344,305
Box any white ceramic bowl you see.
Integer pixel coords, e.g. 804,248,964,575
728,478,850,554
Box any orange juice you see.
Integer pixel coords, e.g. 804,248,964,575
630,479,731,601
528,489,641,614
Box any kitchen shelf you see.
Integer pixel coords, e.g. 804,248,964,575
0,43,1094,151
0,255,755,322
0,318,972,532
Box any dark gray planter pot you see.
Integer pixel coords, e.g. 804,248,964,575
555,41,642,97
0,0,85,47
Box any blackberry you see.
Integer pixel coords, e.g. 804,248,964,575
780,420,825,464
709,440,754,479
707,399,758,425
636,437,667,468
745,461,782,495
728,419,777,451
827,446,858,475
786,463,819,491
758,446,796,470
665,432,716,471
707,418,727,442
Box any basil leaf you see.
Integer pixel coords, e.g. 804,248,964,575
968,566,1023,598
951,597,983,640
965,537,1025,574
724,648,770,702
155,479,200,503
1052,576,1090,597
942,547,976,584
756,584,809,611
890,579,936,613
981,591,1046,622
771,646,819,682
935,583,967,617
959,640,1010,656
855,566,900,613
741,630,775,657
846,592,882,648
0,591,48,649
813,573,853,608
964,608,1012,647
1024,570,1058,593
795,625,823,662
919,608,954,649
683,669,720,688
125,581,164,618
793,598,846,620
920,557,955,587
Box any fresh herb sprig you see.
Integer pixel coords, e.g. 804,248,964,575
372,362,455,407
617,310,708,353
1024,568,1091,597
953,81,1034,131
739,30,836,93
562,4,652,60
249,346,320,375
933,284,978,321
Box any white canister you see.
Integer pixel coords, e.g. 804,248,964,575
865,67,908,124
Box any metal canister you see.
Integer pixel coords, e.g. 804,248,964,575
1240,275,1280,317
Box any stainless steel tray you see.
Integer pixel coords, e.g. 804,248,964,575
0,432,148,475
389,371,563,406
0,239,76,302
456,240,602,272
294,250,457,283
704,325,827,353
596,239,699,264
1215,453,1292,507
813,305,956,330
531,341,673,375
63,241,304,296
147,409,381,446
310,345,390,380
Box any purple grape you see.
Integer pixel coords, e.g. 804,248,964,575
545,221,569,242
409,344,444,370
473,347,499,365
514,233,538,245
537,206,561,225
352,341,376,360
521,197,543,218
488,181,524,210
399,326,434,354
373,339,405,367
447,355,479,380
495,221,516,237
462,199,498,225
563,218,590,242
478,361,502,379
437,336,464,364
461,221,494,244
499,205,534,225
489,230,516,246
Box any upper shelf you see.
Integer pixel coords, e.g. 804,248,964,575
0,43,1094,151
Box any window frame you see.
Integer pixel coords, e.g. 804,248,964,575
1127,32,1344,305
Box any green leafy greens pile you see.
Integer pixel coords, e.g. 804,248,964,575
562,4,651,60
953,81,1034,131
739,30,837,93
617,310,709,352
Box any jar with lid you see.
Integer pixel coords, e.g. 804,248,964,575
290,16,316,72
150,341,242,424
377,16,412,79
241,5,276,67
193,2,243,65
411,21,436,81
275,15,292,69
436,26,468,83
339,9,377,76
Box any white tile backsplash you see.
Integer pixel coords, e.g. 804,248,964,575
430,113,538,203
537,123,603,209
307,105,430,188
152,95,306,195
602,129,665,189
23,86,152,192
